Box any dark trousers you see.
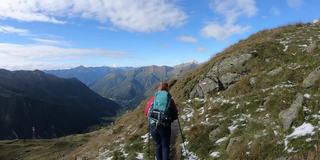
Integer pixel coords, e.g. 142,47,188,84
151,125,171,160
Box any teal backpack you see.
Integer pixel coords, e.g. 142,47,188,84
148,91,172,127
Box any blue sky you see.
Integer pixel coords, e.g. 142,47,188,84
0,0,319,70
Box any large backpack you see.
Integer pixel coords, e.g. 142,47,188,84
148,91,172,127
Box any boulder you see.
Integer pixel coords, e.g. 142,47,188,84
190,78,219,98
190,54,253,98
303,66,320,88
306,42,317,53
190,85,203,98
209,125,225,142
279,93,304,130
218,54,253,73
226,137,242,153
267,67,283,76
220,73,241,87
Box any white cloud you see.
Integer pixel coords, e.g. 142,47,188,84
177,36,198,43
0,0,187,32
202,0,257,40
269,7,281,16
32,38,70,46
211,0,257,24
0,25,29,35
287,0,303,8
0,43,128,70
201,22,250,40
196,47,208,53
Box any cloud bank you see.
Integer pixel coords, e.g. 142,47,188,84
0,0,187,32
201,0,257,40
0,43,129,70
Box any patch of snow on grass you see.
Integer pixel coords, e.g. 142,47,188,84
210,151,220,158
262,82,296,93
284,123,315,150
215,137,228,144
256,107,266,112
194,98,206,102
228,124,238,134
280,38,290,52
198,107,204,115
181,142,199,160
141,133,150,143
136,152,144,160
304,93,311,99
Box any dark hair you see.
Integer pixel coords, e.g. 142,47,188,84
158,82,169,91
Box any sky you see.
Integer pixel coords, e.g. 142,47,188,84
0,0,319,70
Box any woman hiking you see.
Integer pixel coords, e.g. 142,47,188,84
144,82,178,160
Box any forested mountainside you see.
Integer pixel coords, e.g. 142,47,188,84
47,63,198,108
0,69,120,140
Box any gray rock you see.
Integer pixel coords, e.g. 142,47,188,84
306,42,317,53
220,73,241,87
206,54,252,77
226,137,242,153
199,78,219,95
218,54,253,74
190,54,253,98
279,93,304,130
303,66,320,88
275,157,287,160
209,126,225,142
190,78,219,98
267,67,283,76
190,85,203,98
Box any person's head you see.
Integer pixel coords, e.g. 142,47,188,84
157,82,169,91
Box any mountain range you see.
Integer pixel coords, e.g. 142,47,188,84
45,66,132,86
0,69,120,140
47,62,198,108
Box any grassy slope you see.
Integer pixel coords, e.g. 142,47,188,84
1,22,320,160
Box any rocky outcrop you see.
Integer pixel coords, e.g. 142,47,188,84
306,42,317,53
267,67,283,76
190,54,252,98
279,93,304,130
209,125,226,142
226,137,242,153
303,66,320,88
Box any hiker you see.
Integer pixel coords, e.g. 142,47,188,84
144,82,178,160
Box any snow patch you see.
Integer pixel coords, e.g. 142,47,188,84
181,142,199,160
136,152,144,160
141,133,150,143
313,19,319,24
210,151,220,158
228,124,238,134
287,123,315,139
215,137,228,144
304,93,311,99
284,123,315,150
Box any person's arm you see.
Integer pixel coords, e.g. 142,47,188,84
144,96,154,118
170,99,178,121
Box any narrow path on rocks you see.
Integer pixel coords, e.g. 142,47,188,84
170,120,179,160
